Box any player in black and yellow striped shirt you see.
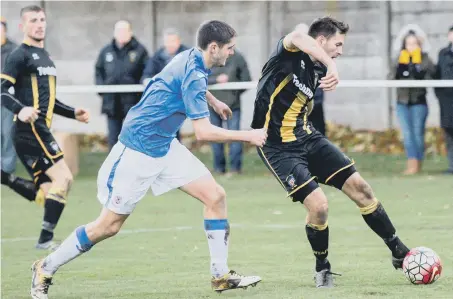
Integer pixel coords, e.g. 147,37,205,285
1,5,89,250
251,17,410,287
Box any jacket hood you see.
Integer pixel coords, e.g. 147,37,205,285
393,24,431,57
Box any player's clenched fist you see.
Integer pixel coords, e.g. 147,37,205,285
248,128,267,147
75,108,90,123
18,107,40,123
319,63,339,91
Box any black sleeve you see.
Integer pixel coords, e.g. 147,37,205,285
95,49,105,85
235,52,252,95
54,98,75,119
138,47,149,79
141,55,158,83
207,74,218,85
278,36,302,55
1,49,26,114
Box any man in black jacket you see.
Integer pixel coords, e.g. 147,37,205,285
435,25,453,174
95,20,148,150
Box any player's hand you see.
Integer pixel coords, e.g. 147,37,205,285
212,100,233,120
319,64,339,91
75,108,90,123
18,107,40,123
216,74,229,84
248,128,267,147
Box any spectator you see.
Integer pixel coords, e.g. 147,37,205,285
208,49,251,175
141,28,189,84
434,25,453,175
393,29,436,175
95,20,148,150
1,16,18,175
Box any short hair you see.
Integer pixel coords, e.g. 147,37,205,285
114,20,132,31
20,5,44,17
163,28,180,37
1,16,7,29
449,25,453,32
308,16,349,39
196,20,237,50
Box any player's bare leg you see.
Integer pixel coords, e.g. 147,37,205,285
35,160,73,250
180,174,261,293
341,172,410,269
299,187,339,288
31,208,128,298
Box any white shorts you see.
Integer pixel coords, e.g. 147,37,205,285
97,139,210,214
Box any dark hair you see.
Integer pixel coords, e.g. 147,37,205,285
1,16,6,29
308,16,349,39
20,5,44,17
196,20,237,50
449,25,453,32
401,30,421,50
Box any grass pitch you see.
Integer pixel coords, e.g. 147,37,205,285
2,151,452,298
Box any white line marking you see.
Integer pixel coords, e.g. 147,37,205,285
0,223,304,243
1,223,368,243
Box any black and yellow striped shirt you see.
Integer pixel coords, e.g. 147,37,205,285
1,42,74,128
251,37,326,144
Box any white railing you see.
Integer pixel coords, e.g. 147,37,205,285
55,80,453,94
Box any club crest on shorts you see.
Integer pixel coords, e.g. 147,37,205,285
50,141,61,153
114,195,122,205
286,174,296,189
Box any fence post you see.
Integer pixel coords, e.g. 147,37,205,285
381,0,394,129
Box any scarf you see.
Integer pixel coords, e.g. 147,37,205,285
398,48,422,64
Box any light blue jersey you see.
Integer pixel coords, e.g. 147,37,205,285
119,48,211,158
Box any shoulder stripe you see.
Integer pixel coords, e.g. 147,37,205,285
283,39,301,53
1,74,16,84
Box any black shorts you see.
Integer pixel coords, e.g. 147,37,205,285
14,121,64,187
258,131,356,203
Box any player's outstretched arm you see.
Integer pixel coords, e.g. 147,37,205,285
192,117,267,147
283,30,334,68
54,99,90,123
54,99,76,118
283,30,339,91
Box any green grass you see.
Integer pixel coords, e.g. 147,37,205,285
2,151,453,298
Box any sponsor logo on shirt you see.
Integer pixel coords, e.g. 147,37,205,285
292,74,313,98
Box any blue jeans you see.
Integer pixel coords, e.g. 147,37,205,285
107,117,123,151
1,106,17,173
396,103,428,160
210,109,242,173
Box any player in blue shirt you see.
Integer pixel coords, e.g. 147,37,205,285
30,20,265,298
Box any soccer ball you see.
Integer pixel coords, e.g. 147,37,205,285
402,247,442,285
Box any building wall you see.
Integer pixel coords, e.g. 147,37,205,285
1,1,451,134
